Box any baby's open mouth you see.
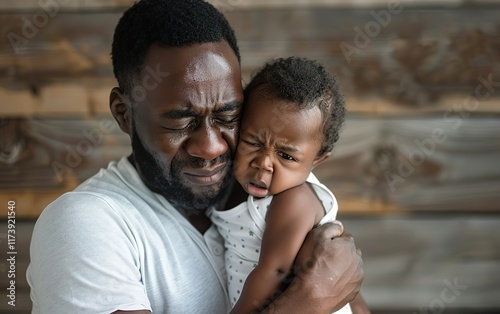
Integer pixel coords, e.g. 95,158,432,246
250,181,267,189
247,180,269,198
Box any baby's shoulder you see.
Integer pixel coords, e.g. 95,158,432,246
271,183,322,213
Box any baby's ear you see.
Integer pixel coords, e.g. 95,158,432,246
312,152,332,168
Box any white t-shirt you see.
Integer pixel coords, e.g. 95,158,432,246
211,173,352,314
27,157,230,314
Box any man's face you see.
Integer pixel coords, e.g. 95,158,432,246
128,42,243,213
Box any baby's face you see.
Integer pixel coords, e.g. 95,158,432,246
233,90,326,198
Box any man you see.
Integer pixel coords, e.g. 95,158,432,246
27,0,365,313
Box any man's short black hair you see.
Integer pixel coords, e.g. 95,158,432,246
244,57,346,156
112,0,240,94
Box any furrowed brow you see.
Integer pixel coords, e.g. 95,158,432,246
244,133,261,142
161,109,198,119
276,143,299,153
214,101,242,113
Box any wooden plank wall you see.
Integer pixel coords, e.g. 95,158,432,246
0,2,499,218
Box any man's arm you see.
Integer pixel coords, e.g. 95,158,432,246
113,218,363,314
264,221,364,314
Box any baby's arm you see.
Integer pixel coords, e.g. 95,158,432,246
231,183,323,314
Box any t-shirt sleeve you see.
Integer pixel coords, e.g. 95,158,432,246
27,192,152,314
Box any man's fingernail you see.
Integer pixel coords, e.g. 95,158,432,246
332,220,344,233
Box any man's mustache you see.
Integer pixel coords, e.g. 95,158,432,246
180,153,232,169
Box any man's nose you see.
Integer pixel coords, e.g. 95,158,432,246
251,153,274,173
185,121,227,161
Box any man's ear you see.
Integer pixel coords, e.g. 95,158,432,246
109,87,132,135
312,152,332,169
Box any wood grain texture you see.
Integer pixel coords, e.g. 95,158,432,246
1,5,499,115
0,3,499,218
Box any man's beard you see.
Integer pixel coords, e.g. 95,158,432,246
130,125,234,215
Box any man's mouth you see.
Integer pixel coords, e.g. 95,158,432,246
183,163,227,186
247,179,269,198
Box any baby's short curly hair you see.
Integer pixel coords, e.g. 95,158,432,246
244,57,346,156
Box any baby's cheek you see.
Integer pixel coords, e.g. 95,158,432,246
232,154,247,179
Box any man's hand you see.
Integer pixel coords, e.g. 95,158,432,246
293,221,364,312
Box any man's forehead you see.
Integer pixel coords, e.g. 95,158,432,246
185,51,232,82
143,43,238,80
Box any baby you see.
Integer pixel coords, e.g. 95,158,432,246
211,56,352,314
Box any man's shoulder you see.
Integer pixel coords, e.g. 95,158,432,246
70,156,147,206
74,157,132,192
38,189,129,226
39,157,144,221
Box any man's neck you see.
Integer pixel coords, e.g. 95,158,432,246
224,180,247,210
127,154,214,234
187,213,212,234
